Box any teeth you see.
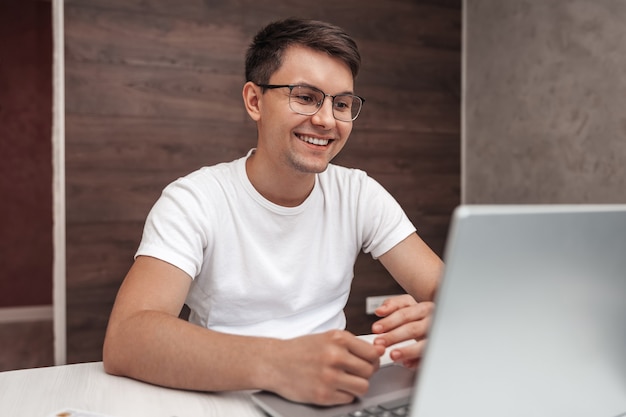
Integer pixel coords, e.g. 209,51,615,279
299,135,330,146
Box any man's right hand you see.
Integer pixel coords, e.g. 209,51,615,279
104,257,384,406
262,330,385,405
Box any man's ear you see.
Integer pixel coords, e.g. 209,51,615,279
242,81,262,121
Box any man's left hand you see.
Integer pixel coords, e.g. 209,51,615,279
371,294,434,369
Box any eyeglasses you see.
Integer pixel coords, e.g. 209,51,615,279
256,84,365,122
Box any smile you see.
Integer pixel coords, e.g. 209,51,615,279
297,134,331,146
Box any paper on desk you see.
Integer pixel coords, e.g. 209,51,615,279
357,333,416,366
47,409,118,417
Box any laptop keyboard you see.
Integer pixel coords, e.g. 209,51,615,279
333,396,411,417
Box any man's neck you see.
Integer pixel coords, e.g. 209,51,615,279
245,151,316,207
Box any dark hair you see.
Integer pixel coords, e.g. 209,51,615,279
245,18,361,84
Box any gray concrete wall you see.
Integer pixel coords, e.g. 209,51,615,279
463,0,626,203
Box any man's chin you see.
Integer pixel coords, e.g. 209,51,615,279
288,156,332,174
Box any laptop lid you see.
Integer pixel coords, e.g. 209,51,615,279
410,205,626,417
252,204,626,417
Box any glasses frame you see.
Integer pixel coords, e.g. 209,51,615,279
256,84,365,122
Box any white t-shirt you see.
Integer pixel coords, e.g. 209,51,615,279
136,151,416,339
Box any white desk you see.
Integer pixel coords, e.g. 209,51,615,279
0,362,266,417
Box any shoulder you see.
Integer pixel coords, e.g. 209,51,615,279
164,157,244,196
320,163,369,185
184,158,241,185
319,164,385,194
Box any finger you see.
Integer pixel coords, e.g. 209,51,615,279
325,330,381,365
372,305,417,334
374,316,432,348
374,294,417,317
389,339,427,368
343,342,381,379
372,302,433,335
347,335,384,364
328,391,357,406
334,371,372,399
400,357,421,370
323,332,380,379
310,383,357,406
315,356,373,403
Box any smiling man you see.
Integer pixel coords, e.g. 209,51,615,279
103,18,443,406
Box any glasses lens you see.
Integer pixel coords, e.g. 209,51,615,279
289,86,323,115
333,95,362,122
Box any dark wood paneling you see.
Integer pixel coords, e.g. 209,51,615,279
65,221,143,362
0,0,53,307
65,0,461,362
0,320,54,371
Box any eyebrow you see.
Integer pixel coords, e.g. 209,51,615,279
294,82,355,96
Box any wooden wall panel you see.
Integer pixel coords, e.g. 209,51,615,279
65,0,460,360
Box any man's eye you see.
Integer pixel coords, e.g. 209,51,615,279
334,98,352,111
295,94,316,104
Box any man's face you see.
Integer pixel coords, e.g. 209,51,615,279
255,45,355,175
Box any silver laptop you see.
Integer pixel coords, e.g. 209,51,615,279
253,205,626,417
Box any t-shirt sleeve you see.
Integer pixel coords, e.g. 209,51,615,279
359,176,416,259
135,178,208,279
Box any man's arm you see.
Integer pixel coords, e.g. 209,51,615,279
372,232,444,368
378,232,442,302
103,255,383,405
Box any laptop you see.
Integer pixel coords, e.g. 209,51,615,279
252,205,626,417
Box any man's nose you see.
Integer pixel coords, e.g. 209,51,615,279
312,96,336,126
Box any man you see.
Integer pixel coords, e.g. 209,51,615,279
103,18,443,406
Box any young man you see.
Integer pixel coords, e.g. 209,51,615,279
103,18,443,406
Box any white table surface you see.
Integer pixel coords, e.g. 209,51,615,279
0,362,266,417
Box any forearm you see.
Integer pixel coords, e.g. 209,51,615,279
103,310,276,392
379,233,444,302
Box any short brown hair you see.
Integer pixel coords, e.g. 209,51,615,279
245,18,361,85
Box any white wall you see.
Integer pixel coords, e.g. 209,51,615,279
53,0,66,366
